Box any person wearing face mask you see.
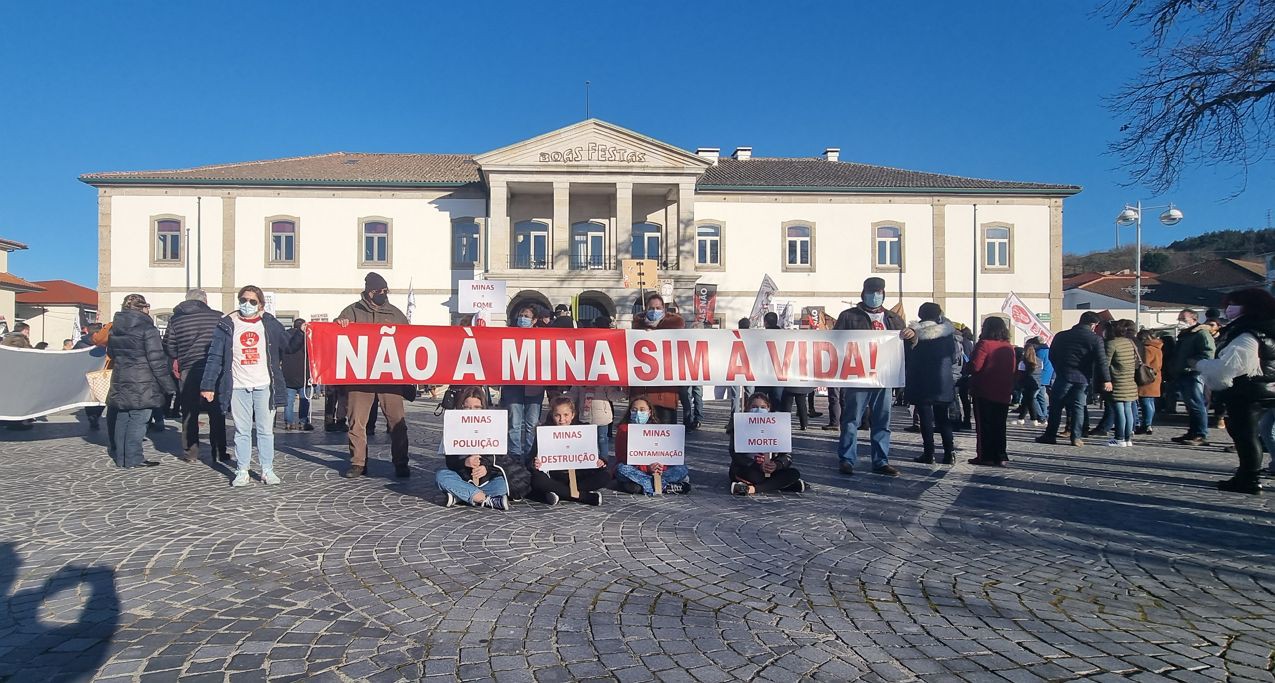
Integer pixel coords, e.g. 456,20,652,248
501,304,548,465
200,285,305,486
333,272,413,479
106,294,177,468
1170,308,1216,446
1036,311,1111,447
831,277,911,477
614,396,691,495
729,393,806,495
1196,289,1275,494
630,293,685,424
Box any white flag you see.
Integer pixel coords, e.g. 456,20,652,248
1000,292,1053,344
72,308,84,342
405,279,416,324
748,274,779,328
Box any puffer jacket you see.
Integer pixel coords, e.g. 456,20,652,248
630,311,686,410
904,319,959,405
1106,336,1140,402
163,299,224,378
106,309,177,411
200,312,304,414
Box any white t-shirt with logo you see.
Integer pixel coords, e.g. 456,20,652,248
866,310,886,331
231,316,271,389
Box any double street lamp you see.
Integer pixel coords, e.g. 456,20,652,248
1115,201,1184,329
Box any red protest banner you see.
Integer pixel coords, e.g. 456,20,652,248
305,323,906,388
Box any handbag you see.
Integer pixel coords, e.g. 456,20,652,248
86,367,112,403
1132,342,1158,387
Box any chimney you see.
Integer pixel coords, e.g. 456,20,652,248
731,146,752,161
823,147,840,162
696,147,720,165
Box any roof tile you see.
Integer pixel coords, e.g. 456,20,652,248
697,158,1080,193
17,279,97,307
81,152,482,186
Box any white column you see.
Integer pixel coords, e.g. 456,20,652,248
487,181,509,271
677,182,695,271
552,181,570,270
616,181,633,266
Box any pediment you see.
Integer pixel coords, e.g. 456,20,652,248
475,119,711,172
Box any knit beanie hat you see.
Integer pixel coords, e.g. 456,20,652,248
364,272,388,293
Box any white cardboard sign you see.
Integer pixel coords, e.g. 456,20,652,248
732,412,793,453
535,425,600,470
458,280,507,314
442,410,508,455
626,424,686,466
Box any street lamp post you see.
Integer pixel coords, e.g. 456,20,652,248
1116,201,1184,329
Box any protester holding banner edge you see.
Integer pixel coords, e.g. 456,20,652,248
502,303,548,466
630,293,684,425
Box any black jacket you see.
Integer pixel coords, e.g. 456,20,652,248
1217,317,1275,403
905,320,960,405
107,309,177,411
200,313,304,414
281,342,308,389
163,299,224,378
833,304,906,331
1048,323,1110,385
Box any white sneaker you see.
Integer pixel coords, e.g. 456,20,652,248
1035,421,1047,427
1013,419,1026,425
262,470,281,485
1123,440,1133,448
1105,439,1123,448
231,471,250,487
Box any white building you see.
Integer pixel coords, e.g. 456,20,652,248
82,120,1080,334
15,279,98,346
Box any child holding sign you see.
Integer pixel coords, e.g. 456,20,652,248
730,392,806,496
435,387,531,510
529,396,610,506
615,396,691,496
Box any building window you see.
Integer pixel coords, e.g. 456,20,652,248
514,220,549,269
266,217,298,266
571,221,607,269
153,216,183,265
782,221,814,271
873,223,902,271
696,223,721,269
360,218,391,267
632,223,662,263
982,223,1013,272
452,219,480,267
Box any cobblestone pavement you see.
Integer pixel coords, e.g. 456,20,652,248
1,400,1273,683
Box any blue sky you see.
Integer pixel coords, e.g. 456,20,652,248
1,1,1271,284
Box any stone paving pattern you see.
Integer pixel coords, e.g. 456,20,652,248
1,401,1273,682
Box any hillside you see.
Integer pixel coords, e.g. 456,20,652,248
1065,228,1275,275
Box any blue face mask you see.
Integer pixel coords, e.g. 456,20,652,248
238,302,259,318
515,316,533,328
749,406,768,413
646,309,665,323
632,411,650,424
864,292,885,309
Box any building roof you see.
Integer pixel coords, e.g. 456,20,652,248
1065,273,1219,308
80,152,483,188
1156,258,1266,291
0,237,28,252
0,272,44,294
16,279,97,307
697,158,1081,195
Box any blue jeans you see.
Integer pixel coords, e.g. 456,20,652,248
113,408,151,467
1045,380,1088,440
284,386,310,425
727,385,755,412
1260,409,1275,472
1138,396,1157,430
597,425,613,463
231,386,275,475
505,401,542,464
838,388,891,468
1034,386,1049,419
680,386,703,425
1112,401,1135,441
435,468,509,504
1178,375,1208,437
615,463,689,495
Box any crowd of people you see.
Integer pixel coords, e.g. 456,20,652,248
37,271,1275,500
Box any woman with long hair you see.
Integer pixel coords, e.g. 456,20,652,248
614,396,692,495
1197,288,1275,494
1135,329,1164,435
968,317,1016,466
1104,319,1140,448
1014,340,1045,425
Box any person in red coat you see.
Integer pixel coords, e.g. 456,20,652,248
969,316,1017,466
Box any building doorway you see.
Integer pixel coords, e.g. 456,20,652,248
576,291,616,327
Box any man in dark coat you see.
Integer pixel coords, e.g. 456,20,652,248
1037,311,1112,446
833,277,910,476
905,303,960,464
335,272,413,479
280,319,313,430
163,289,227,462
107,294,177,468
